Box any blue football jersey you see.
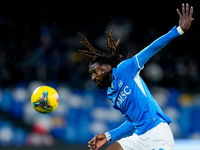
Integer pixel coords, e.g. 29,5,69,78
106,26,181,140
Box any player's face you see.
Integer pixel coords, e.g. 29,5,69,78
89,62,111,89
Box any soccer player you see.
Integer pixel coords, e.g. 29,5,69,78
79,3,194,150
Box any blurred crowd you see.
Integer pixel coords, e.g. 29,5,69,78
0,3,200,146
0,81,200,146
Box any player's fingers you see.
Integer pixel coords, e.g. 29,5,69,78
116,39,120,47
88,136,97,149
186,3,189,16
95,147,100,150
88,140,92,144
109,26,114,36
182,3,185,16
176,8,181,17
88,144,95,150
106,31,111,38
93,135,98,145
88,137,95,145
88,143,96,150
189,6,194,19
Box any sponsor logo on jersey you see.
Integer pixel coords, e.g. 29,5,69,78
117,86,131,105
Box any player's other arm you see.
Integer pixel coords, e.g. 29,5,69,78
136,3,194,68
88,119,134,150
106,119,135,141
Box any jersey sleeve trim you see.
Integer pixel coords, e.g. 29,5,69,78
177,26,184,35
104,132,111,141
135,55,144,70
135,55,141,69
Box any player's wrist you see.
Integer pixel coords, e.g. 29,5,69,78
104,132,111,141
177,26,184,35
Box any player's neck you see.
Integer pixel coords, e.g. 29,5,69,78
108,72,113,87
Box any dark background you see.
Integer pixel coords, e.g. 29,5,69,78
0,0,199,90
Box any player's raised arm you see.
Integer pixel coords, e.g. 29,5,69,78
136,3,194,69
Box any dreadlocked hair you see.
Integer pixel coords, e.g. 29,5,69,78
78,26,123,68
89,53,123,68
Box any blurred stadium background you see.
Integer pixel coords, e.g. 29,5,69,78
0,0,200,150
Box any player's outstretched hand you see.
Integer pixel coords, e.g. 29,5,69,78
88,134,107,150
177,3,194,32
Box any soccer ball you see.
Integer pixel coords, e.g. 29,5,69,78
31,86,59,114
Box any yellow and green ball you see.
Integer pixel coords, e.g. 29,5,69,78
31,86,59,114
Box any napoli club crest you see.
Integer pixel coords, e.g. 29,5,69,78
118,80,123,88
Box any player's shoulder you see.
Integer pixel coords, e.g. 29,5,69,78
113,55,138,77
116,55,137,69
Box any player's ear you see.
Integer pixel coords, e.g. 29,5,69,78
105,65,112,72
